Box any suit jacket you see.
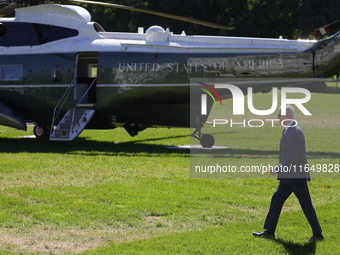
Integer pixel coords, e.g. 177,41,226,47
277,121,311,184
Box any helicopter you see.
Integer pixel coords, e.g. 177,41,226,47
0,0,340,147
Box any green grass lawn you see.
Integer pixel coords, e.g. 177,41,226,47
0,89,339,254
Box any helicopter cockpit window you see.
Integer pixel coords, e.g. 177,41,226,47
0,65,23,81
0,22,79,47
51,65,64,82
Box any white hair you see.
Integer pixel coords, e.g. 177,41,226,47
279,105,295,119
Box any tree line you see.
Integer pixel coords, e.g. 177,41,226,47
79,0,340,39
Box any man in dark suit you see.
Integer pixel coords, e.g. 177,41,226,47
253,105,323,241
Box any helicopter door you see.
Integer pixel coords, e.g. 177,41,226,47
74,52,98,105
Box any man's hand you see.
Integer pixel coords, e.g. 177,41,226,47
270,168,276,176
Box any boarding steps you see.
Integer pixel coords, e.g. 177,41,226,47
50,107,95,141
50,77,97,141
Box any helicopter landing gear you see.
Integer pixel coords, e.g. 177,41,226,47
33,125,51,138
191,126,215,148
200,134,215,148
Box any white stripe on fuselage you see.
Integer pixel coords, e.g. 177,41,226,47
0,78,318,89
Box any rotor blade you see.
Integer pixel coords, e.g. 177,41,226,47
0,3,17,17
67,0,234,30
315,20,340,36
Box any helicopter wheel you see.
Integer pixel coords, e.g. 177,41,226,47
33,125,50,138
200,133,215,148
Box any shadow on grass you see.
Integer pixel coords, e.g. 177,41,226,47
0,135,191,156
1,136,340,160
274,238,317,255
325,85,340,94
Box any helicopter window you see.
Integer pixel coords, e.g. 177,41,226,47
51,65,64,83
88,64,97,78
0,22,78,47
0,65,23,81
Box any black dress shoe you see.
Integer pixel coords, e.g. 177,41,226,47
252,231,275,239
308,235,324,242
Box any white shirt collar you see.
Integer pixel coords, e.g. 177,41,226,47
284,120,295,130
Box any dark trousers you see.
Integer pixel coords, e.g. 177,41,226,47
264,182,322,236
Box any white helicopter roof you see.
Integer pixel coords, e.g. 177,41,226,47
0,4,317,54
14,4,91,30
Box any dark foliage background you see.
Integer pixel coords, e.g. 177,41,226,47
71,0,340,39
